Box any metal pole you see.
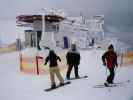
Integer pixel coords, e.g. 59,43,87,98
36,56,39,75
42,14,45,37
102,30,104,40
51,32,56,49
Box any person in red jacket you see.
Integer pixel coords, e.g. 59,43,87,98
102,44,118,86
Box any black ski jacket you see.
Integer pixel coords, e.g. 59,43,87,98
45,54,61,67
66,50,80,66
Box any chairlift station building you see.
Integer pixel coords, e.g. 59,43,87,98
16,11,104,49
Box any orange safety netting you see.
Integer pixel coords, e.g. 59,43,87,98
122,51,133,66
20,53,67,75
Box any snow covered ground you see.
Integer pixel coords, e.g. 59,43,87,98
0,49,133,100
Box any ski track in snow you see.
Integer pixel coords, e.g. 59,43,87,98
0,50,133,100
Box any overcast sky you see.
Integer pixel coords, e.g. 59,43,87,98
0,0,133,27
0,0,133,49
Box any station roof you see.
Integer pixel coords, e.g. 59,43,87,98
16,14,65,23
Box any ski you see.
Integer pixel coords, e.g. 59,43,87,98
44,81,71,92
93,80,130,88
94,84,121,88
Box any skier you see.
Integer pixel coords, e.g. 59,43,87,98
102,44,118,86
44,50,64,89
66,44,80,80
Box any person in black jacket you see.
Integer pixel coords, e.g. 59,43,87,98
45,50,64,88
66,44,80,80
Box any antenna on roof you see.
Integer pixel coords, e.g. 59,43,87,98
80,12,85,24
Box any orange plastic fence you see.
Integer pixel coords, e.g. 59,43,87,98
20,53,67,75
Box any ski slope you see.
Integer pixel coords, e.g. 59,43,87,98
0,49,133,100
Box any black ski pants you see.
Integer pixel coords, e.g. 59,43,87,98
107,68,115,83
66,64,79,79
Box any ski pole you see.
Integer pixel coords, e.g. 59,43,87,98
114,67,117,73
114,67,117,76
105,66,108,76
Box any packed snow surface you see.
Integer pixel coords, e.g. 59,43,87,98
0,49,133,100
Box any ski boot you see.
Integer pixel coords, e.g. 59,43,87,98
66,76,70,80
75,76,80,79
59,82,65,86
51,83,56,89
104,82,109,87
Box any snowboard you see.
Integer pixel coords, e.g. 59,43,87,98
44,81,71,92
68,75,88,80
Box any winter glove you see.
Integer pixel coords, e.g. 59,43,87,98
116,63,118,67
44,62,47,65
59,59,61,62
103,62,106,66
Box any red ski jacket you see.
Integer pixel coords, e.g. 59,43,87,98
102,51,118,69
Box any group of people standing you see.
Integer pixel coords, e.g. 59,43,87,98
44,44,118,88
44,44,80,89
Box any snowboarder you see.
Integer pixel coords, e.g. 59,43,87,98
102,44,118,86
66,44,80,80
44,50,64,89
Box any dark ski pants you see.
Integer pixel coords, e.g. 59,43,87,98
107,68,115,84
66,64,79,79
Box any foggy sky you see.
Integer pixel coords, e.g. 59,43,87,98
1,0,133,27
